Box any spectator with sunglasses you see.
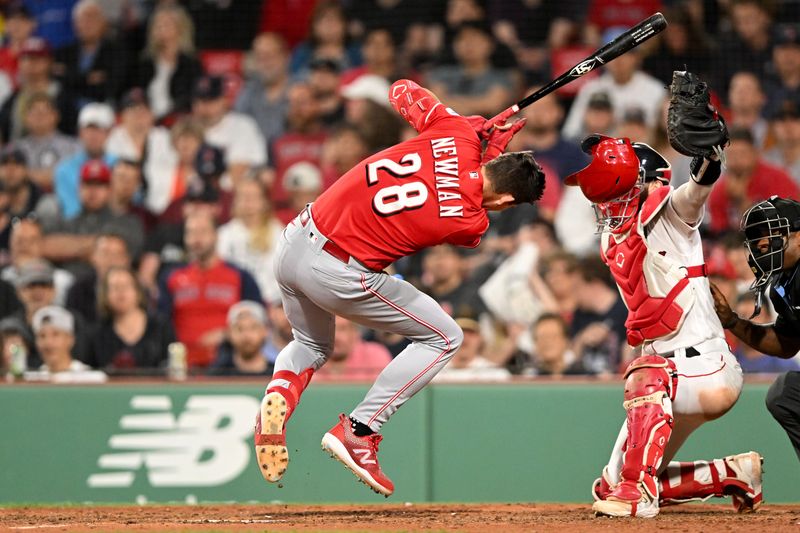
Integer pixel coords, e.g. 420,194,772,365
711,196,800,463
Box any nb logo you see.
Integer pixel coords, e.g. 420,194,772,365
353,448,377,465
616,252,625,268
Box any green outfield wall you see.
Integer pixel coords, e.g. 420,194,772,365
0,382,797,504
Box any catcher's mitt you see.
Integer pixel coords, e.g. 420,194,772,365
667,70,729,159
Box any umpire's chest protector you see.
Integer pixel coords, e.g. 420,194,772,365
600,186,697,347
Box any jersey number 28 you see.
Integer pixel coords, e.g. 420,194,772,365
366,153,428,216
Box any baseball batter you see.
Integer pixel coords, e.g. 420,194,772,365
254,79,545,496
567,72,762,518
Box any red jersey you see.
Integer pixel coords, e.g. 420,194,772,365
162,259,262,367
312,104,489,271
708,160,800,234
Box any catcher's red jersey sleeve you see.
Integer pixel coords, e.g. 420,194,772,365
312,96,488,270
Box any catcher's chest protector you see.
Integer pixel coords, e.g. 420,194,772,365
602,187,697,347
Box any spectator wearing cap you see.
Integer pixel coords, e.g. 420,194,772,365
0,147,41,250
427,21,514,116
340,74,402,152
217,177,285,302
191,74,266,186
158,211,262,368
288,1,361,76
136,4,203,122
9,259,90,365
235,32,291,144
208,301,273,376
65,232,130,325
315,316,392,381
615,107,652,144
0,3,37,84
16,92,80,190
0,36,75,142
433,316,511,382
43,159,143,277
709,128,800,234
278,161,323,225
0,315,32,376
88,266,173,373
138,178,222,295
2,218,74,305
27,305,106,382
765,24,800,118
563,27,665,140
53,102,117,220
106,88,178,202
728,71,769,149
267,82,327,214
52,0,127,110
566,91,615,143
151,143,233,227
764,99,800,182
308,57,345,126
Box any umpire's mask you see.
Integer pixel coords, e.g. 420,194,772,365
742,196,800,290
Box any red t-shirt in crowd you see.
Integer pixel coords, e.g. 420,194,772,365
162,259,262,367
588,0,662,32
312,103,489,271
708,160,800,234
258,0,319,47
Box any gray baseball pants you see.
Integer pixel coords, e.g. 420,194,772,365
270,207,463,431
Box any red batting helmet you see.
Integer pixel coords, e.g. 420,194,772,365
564,135,640,203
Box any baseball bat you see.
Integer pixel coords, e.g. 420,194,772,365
485,12,668,130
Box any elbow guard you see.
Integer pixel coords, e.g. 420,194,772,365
389,79,440,131
690,156,722,186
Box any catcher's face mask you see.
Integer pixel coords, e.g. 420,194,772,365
742,197,800,289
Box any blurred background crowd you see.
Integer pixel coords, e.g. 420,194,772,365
1,0,800,383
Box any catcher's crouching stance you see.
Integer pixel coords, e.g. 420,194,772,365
567,71,763,518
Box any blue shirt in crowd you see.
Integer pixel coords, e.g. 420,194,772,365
54,150,117,220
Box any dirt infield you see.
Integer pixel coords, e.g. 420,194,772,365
2,503,800,532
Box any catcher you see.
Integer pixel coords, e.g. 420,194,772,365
566,71,763,518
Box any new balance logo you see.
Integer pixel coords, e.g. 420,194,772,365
87,395,259,488
353,448,377,465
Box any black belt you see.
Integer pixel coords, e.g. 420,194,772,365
663,346,700,358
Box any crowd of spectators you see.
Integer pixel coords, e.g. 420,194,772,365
2,0,800,382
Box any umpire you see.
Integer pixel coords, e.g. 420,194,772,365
710,196,800,462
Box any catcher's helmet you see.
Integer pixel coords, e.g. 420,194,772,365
565,135,671,233
742,196,800,289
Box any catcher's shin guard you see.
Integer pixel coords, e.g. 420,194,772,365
659,452,763,512
598,356,676,516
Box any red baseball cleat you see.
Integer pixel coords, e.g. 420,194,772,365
321,413,394,497
254,391,290,483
